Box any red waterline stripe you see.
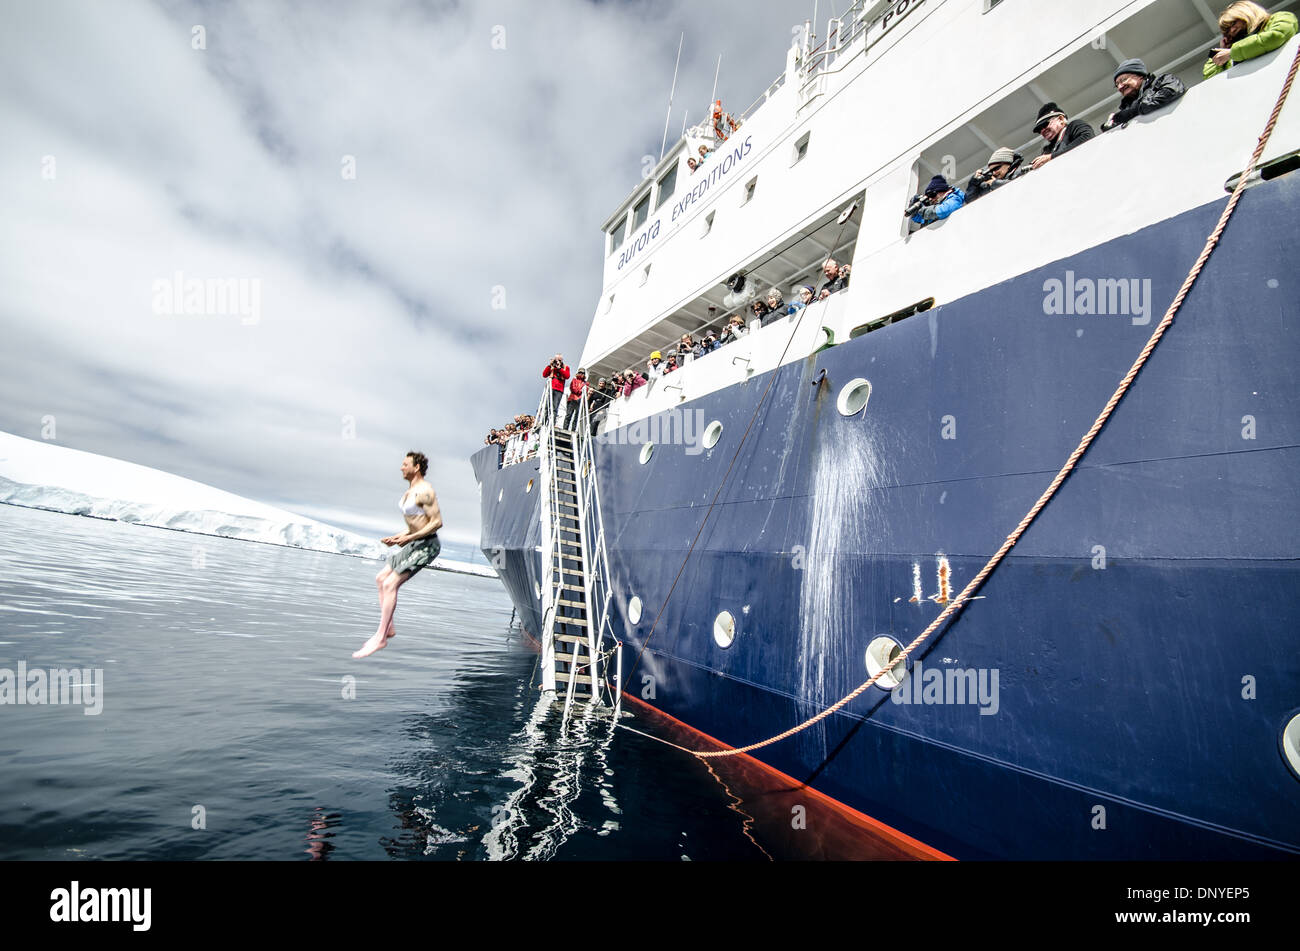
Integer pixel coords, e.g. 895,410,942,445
622,692,955,861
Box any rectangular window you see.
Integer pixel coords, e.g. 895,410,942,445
608,215,627,255
655,163,678,210
631,192,650,231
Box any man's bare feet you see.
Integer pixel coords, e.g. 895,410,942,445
352,632,389,659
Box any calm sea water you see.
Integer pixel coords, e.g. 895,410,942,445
0,504,856,861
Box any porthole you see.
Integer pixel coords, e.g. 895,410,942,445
628,596,643,625
702,421,723,449
864,636,906,689
713,611,736,649
1283,712,1300,780
837,378,872,416
639,442,654,465
526,478,534,493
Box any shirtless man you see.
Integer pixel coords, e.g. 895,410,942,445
352,451,443,659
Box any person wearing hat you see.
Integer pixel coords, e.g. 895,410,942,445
646,351,666,377
1204,2,1297,78
562,368,588,432
791,284,815,312
1101,59,1186,132
695,330,720,357
906,175,966,227
963,148,1024,205
1029,103,1095,171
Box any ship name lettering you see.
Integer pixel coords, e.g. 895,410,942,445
617,218,662,271
671,136,753,223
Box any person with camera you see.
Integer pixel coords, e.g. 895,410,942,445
1101,59,1186,132
1204,2,1297,77
542,354,570,425
817,259,851,300
695,330,720,357
905,175,966,227
718,314,747,345
963,148,1024,205
562,368,588,432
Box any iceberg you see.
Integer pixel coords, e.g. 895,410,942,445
0,431,495,577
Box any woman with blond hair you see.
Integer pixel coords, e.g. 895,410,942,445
1204,2,1298,77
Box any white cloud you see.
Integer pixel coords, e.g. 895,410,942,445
1,0,801,549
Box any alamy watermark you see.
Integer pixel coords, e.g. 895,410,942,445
1043,271,1152,326
607,408,709,455
152,271,261,325
0,663,103,715
50,881,150,931
890,659,999,715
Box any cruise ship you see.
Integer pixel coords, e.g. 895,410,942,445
471,0,1300,859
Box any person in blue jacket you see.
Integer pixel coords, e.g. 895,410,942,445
907,175,966,227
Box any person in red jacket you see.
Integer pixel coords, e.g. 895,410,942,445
563,369,587,431
542,354,569,425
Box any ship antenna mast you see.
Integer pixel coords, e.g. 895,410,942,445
708,53,722,134
659,32,685,161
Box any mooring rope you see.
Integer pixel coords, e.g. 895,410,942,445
618,42,1300,760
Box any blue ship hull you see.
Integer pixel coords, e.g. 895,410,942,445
473,175,1300,859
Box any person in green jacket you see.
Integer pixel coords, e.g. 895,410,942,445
1204,2,1298,77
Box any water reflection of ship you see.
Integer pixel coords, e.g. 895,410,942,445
484,695,618,861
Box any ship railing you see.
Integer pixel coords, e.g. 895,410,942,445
497,388,550,470
566,388,619,720
536,383,565,693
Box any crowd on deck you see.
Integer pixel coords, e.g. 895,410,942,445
686,101,743,174
485,3,1297,462
904,2,1295,228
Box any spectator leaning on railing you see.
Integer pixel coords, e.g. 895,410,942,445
1204,2,1298,77
906,175,966,227
818,258,851,299
1030,102,1095,170
963,148,1024,204
1101,59,1186,131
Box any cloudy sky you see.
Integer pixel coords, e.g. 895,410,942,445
1,0,807,548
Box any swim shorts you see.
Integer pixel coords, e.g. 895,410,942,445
386,535,441,575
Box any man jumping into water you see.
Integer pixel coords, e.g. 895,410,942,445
352,451,443,659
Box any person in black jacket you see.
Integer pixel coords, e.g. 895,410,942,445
1101,58,1187,132
1030,102,1094,170
963,147,1024,204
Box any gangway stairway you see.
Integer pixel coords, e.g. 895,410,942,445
536,395,622,720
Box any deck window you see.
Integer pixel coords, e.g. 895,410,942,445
655,163,678,210
631,192,650,231
608,215,627,255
